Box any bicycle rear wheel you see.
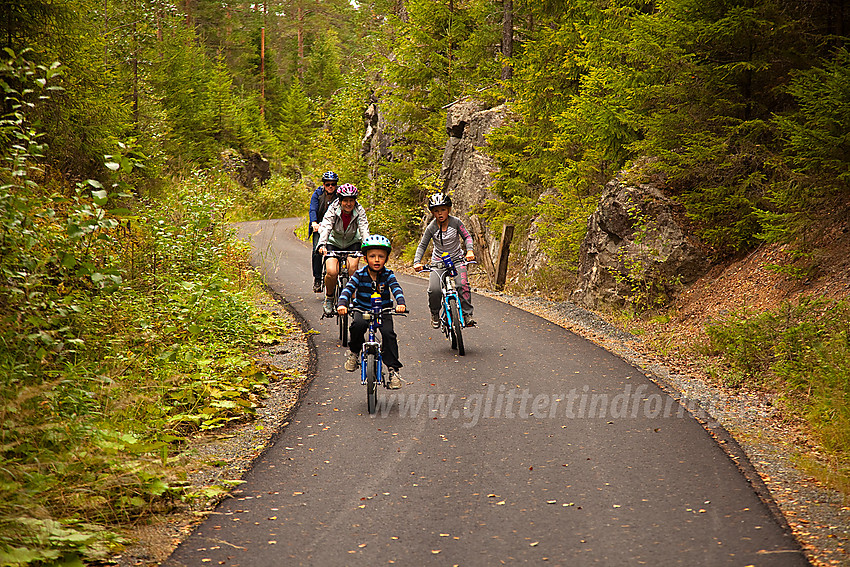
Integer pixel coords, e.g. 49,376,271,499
449,298,465,356
338,275,349,346
365,353,377,414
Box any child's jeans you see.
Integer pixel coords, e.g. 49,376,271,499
349,312,402,370
427,264,472,318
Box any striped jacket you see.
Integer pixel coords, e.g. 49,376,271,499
338,266,406,311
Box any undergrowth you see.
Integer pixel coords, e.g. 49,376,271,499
705,297,850,487
0,51,294,565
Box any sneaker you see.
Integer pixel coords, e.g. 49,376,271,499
313,279,322,293
431,312,441,329
464,317,476,327
323,296,335,316
344,352,359,372
387,369,402,389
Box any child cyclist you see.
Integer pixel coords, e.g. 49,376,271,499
317,183,370,316
413,193,476,328
308,171,339,292
337,235,407,389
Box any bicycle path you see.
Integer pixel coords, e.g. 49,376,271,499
164,218,807,566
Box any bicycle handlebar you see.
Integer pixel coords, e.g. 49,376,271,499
420,260,477,272
348,306,408,316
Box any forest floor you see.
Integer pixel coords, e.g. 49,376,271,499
116,237,850,567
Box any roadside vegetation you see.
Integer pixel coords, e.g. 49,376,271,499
704,298,850,490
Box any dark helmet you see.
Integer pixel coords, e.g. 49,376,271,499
321,171,339,183
427,193,452,209
361,234,392,254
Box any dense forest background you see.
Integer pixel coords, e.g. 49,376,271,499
2,0,848,563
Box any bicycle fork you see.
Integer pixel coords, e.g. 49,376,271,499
442,281,466,329
360,342,382,385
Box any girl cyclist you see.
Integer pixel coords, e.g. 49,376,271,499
413,193,476,327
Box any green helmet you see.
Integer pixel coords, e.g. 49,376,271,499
361,234,392,254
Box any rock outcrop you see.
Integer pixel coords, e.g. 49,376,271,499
221,149,270,188
439,99,508,281
361,95,393,161
571,179,706,309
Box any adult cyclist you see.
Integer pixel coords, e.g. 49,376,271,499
316,183,370,316
308,171,339,292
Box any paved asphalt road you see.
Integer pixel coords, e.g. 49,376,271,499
165,218,808,566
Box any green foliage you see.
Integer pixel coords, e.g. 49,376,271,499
0,172,294,562
232,173,311,221
305,30,344,101
758,47,850,245
364,175,427,245
776,47,850,185
706,298,850,467
0,51,295,563
276,79,316,174
484,0,850,262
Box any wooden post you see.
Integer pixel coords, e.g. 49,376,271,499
495,224,514,291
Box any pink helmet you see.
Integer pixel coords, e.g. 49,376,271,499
337,183,358,198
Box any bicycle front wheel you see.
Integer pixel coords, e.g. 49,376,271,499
449,297,465,356
338,275,349,346
366,353,377,414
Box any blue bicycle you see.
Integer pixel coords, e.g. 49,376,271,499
423,254,475,356
349,294,407,414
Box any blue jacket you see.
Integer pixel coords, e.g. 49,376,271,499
338,266,406,311
309,186,337,236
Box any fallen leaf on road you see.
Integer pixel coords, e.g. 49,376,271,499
431,550,441,554
530,541,539,547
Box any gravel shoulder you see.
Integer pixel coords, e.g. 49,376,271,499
115,282,848,567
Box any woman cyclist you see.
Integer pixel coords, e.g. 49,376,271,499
316,183,370,316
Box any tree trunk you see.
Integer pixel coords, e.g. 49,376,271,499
133,17,139,126
297,2,304,79
501,0,513,81
260,25,265,115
